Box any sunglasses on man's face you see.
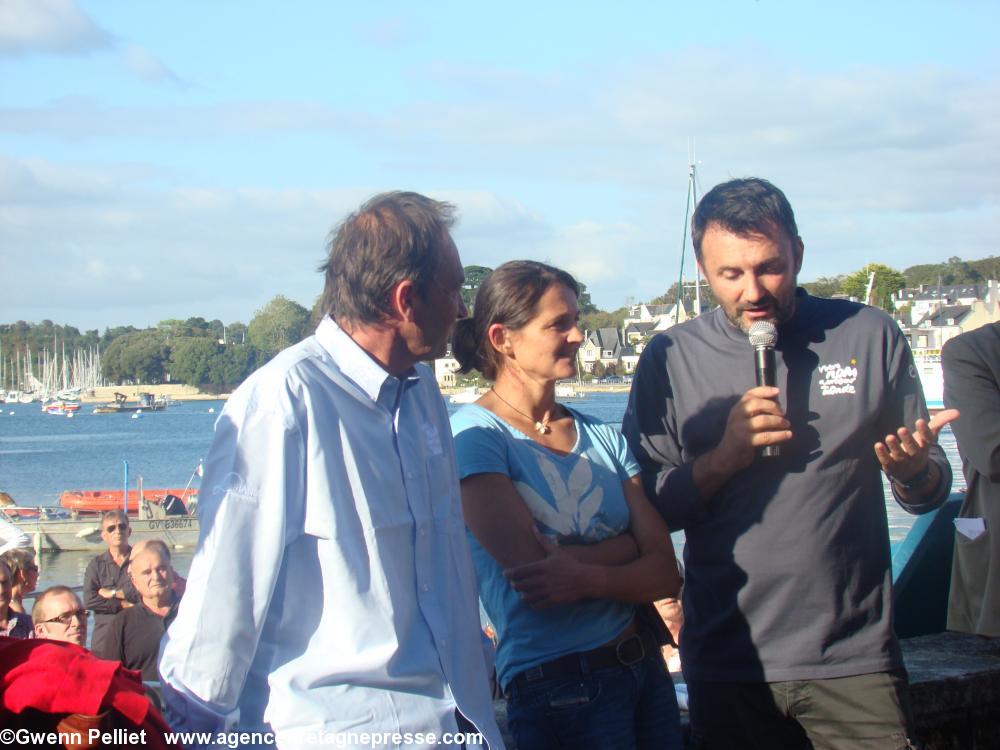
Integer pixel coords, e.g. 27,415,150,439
41,609,88,626
105,523,128,533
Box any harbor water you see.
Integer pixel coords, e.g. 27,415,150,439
0,391,963,593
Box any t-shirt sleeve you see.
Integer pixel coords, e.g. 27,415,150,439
622,340,707,531
882,321,952,513
450,407,510,480
586,417,640,480
617,436,641,480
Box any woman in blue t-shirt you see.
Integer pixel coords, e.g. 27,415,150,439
450,260,683,750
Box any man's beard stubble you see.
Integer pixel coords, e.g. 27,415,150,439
726,290,798,334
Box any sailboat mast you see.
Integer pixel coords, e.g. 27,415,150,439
675,144,699,326
691,155,701,317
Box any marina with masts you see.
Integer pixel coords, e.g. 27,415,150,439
0,336,106,404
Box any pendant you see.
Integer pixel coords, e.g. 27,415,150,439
534,420,550,435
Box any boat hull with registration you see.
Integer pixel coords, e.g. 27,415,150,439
1,506,199,552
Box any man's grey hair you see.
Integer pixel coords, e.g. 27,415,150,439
319,191,457,325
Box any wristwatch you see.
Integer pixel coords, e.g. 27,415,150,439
891,463,932,491
109,588,118,598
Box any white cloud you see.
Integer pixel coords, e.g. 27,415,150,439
0,156,377,328
0,0,111,57
2,45,998,318
120,43,186,87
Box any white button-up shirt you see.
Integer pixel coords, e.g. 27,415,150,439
159,318,502,749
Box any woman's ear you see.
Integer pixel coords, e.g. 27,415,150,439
487,322,511,356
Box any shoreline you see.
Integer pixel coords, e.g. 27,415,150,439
79,385,228,403
75,382,632,403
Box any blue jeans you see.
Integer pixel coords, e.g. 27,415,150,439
505,652,683,750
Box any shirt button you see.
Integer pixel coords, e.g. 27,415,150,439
421,584,430,593
439,639,448,648
406,471,416,480
419,526,427,537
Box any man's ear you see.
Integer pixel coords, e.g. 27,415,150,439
390,279,418,323
793,237,805,274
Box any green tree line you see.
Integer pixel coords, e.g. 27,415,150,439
4,255,995,392
801,255,999,304
1,296,312,394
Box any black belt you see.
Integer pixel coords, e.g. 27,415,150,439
511,628,660,690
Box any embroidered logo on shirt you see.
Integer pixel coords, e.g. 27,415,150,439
213,472,260,505
515,456,618,541
423,422,444,456
818,361,859,396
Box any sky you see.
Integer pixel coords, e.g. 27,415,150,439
1,0,998,332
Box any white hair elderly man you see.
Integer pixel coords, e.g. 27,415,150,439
108,539,178,681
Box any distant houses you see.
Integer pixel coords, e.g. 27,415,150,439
429,278,1000,387
894,280,1000,354
431,295,712,386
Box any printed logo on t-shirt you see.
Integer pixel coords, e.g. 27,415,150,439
515,456,620,542
818,360,859,396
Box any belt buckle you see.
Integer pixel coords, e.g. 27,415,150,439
615,633,645,666
522,665,545,683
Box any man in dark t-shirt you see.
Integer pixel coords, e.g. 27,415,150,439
108,540,179,680
624,177,957,749
84,510,138,658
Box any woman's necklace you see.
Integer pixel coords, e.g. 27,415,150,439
490,388,552,435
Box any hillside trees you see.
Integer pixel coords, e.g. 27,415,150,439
461,265,493,311
247,295,311,358
801,275,846,298
102,332,170,384
841,263,906,310
170,337,259,393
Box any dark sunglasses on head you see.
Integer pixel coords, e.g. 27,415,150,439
41,609,88,626
105,523,128,533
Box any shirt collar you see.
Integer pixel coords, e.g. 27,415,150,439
315,316,419,407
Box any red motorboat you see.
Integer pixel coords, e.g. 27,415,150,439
59,488,196,515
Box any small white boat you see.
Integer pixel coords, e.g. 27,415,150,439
42,401,82,415
449,387,483,404
555,383,582,399
55,387,83,402
913,355,944,411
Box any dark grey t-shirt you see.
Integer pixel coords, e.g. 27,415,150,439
623,290,952,682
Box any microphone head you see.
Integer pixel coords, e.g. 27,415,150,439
748,320,778,348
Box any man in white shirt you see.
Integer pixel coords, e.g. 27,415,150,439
160,192,503,749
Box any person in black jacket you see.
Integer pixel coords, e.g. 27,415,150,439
83,510,137,658
943,321,1000,637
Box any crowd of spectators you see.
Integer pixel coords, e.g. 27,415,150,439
0,512,182,745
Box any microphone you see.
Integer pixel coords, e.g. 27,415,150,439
748,320,780,457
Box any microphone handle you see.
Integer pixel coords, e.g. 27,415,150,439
754,346,780,457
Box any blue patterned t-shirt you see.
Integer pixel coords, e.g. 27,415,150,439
450,403,639,689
